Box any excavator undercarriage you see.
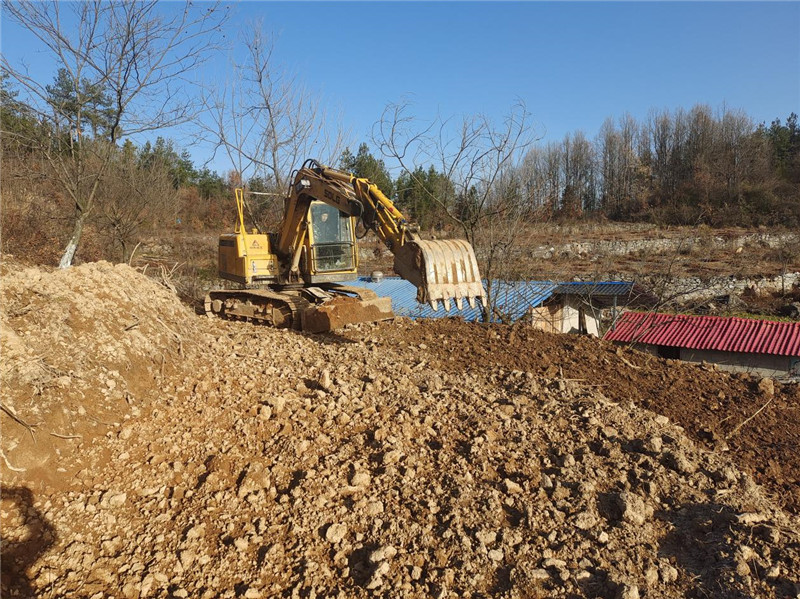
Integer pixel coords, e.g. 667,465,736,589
204,284,394,333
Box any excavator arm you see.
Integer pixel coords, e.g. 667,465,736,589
277,159,486,311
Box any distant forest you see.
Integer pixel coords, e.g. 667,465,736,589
2,70,798,265
519,107,800,228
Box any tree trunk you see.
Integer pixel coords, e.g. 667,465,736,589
58,210,86,268
483,277,493,323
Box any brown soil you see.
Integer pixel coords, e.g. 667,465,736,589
2,260,799,599
0,260,200,484
362,319,800,515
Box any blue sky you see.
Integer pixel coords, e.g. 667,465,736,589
2,1,799,174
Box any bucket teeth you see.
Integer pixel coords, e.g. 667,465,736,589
393,239,487,313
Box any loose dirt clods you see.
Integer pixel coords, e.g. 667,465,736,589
2,260,799,598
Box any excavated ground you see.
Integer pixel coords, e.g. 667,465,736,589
1,261,799,599
366,320,800,516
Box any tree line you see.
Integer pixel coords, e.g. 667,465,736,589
4,68,797,266
522,107,800,228
347,107,800,232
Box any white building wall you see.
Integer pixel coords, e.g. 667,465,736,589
560,298,600,336
617,343,799,378
679,348,798,378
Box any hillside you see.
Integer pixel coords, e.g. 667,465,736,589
1,260,798,598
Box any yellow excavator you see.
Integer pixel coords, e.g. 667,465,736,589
205,159,486,333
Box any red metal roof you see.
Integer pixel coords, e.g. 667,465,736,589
603,312,800,357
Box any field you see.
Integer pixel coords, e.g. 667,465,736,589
2,2,798,595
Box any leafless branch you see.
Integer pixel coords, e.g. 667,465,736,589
200,23,349,193
375,99,537,319
726,397,774,439
1,402,38,443
1,1,228,267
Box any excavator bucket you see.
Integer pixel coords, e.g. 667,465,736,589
301,293,394,334
393,239,487,311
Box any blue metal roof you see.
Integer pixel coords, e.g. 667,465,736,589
553,282,636,297
553,281,658,307
488,280,560,321
346,277,558,322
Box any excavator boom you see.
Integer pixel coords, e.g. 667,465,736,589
292,161,487,311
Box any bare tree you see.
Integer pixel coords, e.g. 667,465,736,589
597,114,649,217
715,106,760,204
1,1,228,267
561,131,596,216
374,99,535,319
204,24,348,212
98,144,178,262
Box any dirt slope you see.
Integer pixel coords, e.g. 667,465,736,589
366,319,800,515
1,261,799,599
1,260,200,480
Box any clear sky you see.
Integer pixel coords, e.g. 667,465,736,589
2,1,799,174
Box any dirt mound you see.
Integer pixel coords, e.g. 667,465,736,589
1,261,202,480
2,261,799,598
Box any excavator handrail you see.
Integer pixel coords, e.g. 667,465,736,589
234,187,248,257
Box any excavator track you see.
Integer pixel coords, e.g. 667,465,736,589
204,285,394,333
204,289,310,329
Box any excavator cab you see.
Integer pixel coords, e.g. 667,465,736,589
306,202,357,276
